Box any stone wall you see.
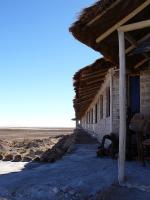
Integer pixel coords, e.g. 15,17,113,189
80,69,119,142
112,72,119,134
140,68,150,117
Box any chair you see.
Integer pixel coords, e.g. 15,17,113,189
129,114,150,166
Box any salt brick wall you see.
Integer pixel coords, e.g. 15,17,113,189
79,67,150,141
80,69,119,141
112,72,119,135
140,68,150,117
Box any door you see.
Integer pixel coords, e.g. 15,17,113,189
129,76,140,114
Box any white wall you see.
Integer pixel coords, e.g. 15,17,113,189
112,72,119,134
80,69,119,141
79,66,150,142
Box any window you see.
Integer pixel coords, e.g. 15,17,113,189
100,95,103,119
91,109,93,124
95,103,98,123
106,87,110,117
86,113,88,124
88,112,90,124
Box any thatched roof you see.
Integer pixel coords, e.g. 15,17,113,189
73,58,114,119
71,0,149,119
70,0,150,67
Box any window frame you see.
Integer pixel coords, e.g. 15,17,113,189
106,87,111,117
100,95,103,119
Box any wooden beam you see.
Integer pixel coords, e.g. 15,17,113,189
75,76,104,85
125,33,150,60
75,98,91,105
125,33,150,54
79,89,98,96
78,94,96,100
86,79,104,85
96,0,150,43
118,31,126,184
118,19,150,32
80,77,104,84
76,93,95,101
83,68,109,77
81,71,107,81
134,58,149,68
79,86,100,92
78,89,100,96
79,81,103,89
87,0,121,26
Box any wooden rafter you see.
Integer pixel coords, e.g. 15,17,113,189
78,89,100,96
79,81,103,89
81,71,107,81
96,0,150,43
84,68,109,76
118,19,150,32
125,33,150,60
75,98,91,105
134,58,149,68
75,94,95,102
79,86,100,94
85,79,104,85
78,85,100,92
125,33,150,54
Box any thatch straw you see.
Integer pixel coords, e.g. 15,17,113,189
73,58,114,119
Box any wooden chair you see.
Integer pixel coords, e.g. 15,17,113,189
140,119,150,166
129,114,150,166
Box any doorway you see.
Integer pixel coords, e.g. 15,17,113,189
129,76,140,114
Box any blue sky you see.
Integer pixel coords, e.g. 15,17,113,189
0,0,100,127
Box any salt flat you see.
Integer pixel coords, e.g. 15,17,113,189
0,128,74,140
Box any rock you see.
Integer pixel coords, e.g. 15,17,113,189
0,154,3,160
22,156,32,162
34,150,44,155
52,187,59,194
67,143,75,153
3,153,13,161
34,156,40,162
40,134,76,163
13,154,22,162
26,149,35,157
69,190,76,195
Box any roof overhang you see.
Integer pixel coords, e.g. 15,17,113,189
70,0,150,68
73,58,114,119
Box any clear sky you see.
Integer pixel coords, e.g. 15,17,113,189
0,0,100,127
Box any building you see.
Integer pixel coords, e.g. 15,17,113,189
70,0,150,183
73,58,120,140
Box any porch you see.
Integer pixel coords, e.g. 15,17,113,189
70,0,150,184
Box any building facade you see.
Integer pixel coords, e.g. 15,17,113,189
79,67,150,142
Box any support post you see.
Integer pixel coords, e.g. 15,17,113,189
118,31,126,184
110,69,113,133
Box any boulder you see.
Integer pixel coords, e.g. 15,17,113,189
13,154,22,162
0,154,3,160
22,156,32,162
3,153,13,161
40,134,76,163
34,156,40,162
